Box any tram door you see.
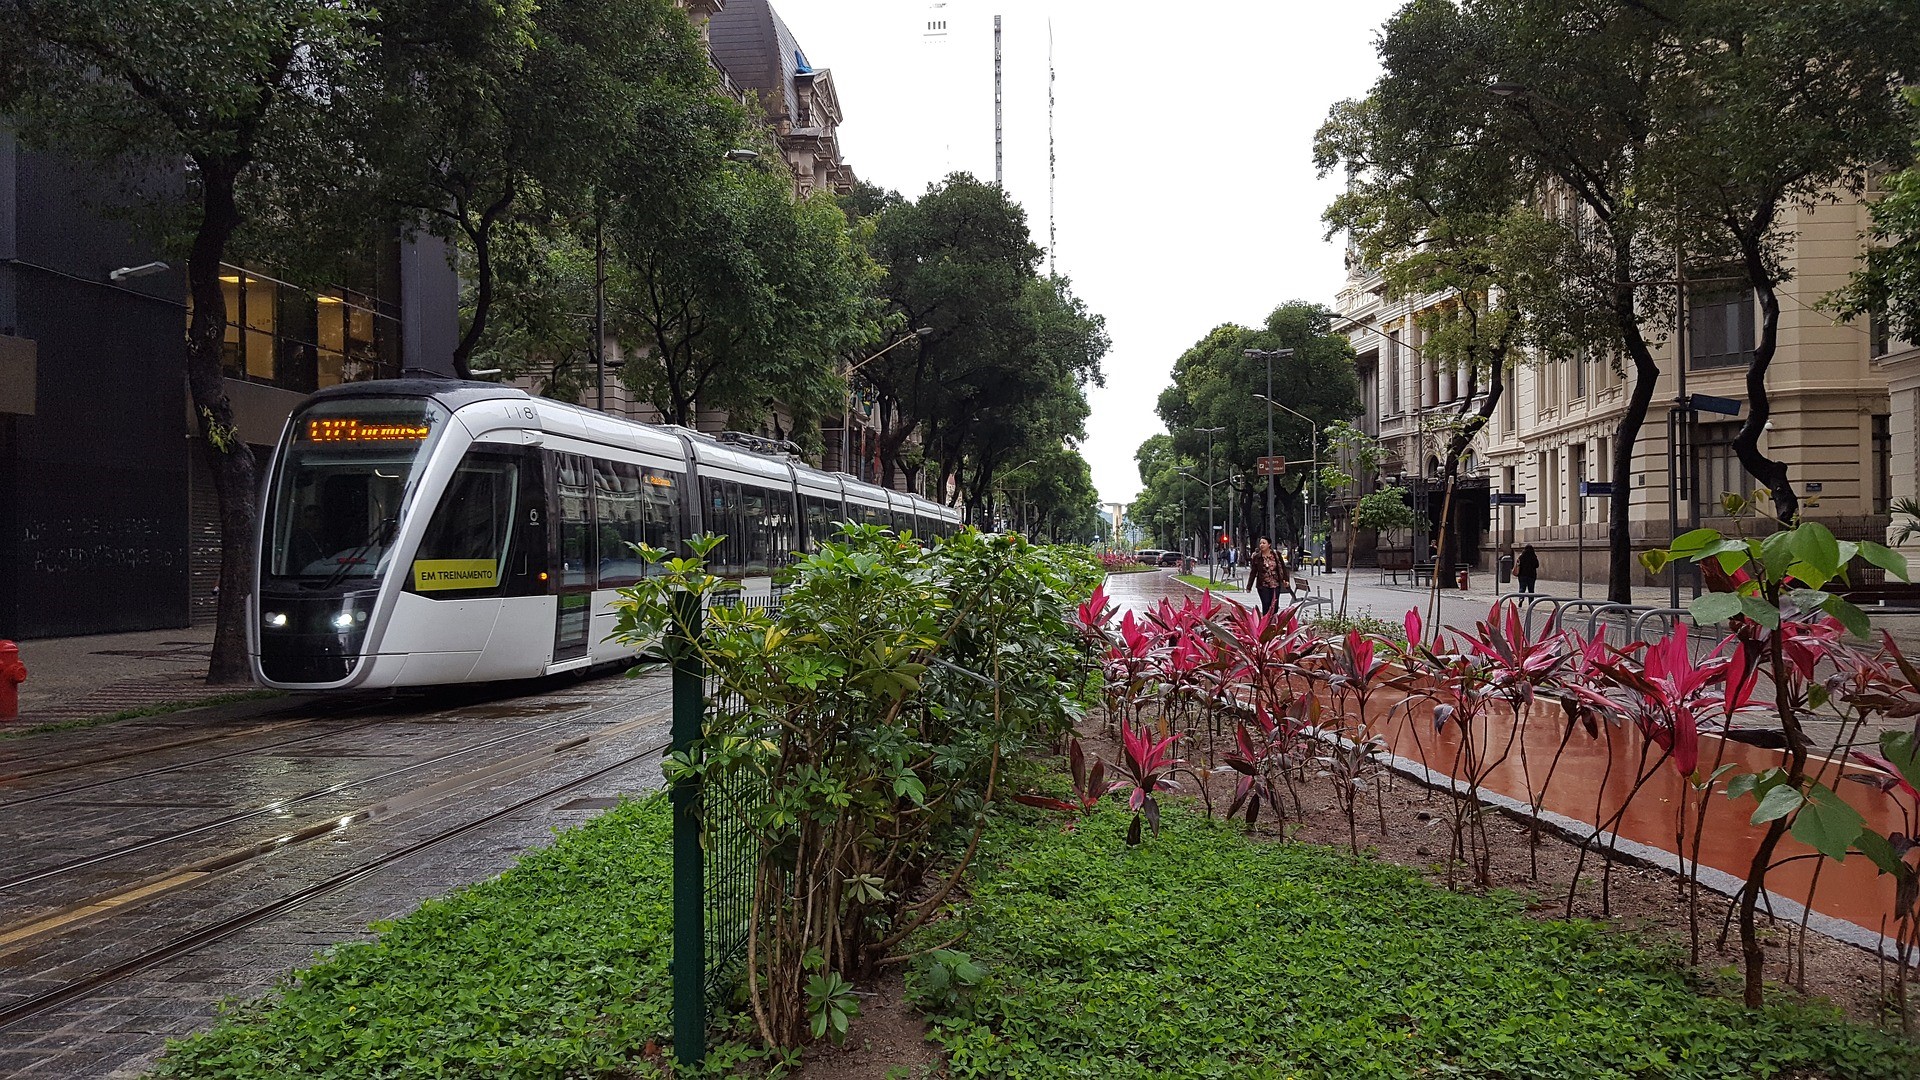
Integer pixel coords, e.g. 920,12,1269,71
552,453,595,662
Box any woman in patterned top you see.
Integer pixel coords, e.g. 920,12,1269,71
1246,537,1284,615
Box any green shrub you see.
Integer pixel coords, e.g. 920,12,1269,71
611,526,1096,1048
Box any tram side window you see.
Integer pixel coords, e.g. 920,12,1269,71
412,453,519,594
593,459,644,588
704,478,744,577
767,489,797,564
640,469,681,560
741,485,770,574
556,455,593,590
803,496,839,551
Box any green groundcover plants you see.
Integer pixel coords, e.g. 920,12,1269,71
912,804,1920,1080
149,795,715,1079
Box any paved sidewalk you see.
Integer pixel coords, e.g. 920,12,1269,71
5,625,259,727
1109,565,1920,651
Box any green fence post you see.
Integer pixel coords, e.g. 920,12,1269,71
670,590,706,1067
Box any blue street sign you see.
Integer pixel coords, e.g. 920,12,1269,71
1687,393,1742,417
1579,480,1614,497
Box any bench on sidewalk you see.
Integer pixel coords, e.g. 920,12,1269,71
1377,558,1435,587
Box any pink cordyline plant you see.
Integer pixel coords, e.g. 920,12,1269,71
1465,601,1580,876
1110,717,1183,845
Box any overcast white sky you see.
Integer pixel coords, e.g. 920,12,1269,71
770,0,1404,507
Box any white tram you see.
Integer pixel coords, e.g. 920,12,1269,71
250,379,963,690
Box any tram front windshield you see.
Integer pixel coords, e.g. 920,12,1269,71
266,397,449,582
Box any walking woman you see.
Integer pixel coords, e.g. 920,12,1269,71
1246,538,1284,615
1517,543,1540,594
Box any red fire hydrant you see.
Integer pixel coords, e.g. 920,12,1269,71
1456,569,1470,591
0,641,25,722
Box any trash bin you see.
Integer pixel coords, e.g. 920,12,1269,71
1498,554,1514,584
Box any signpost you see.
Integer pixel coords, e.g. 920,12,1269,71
1575,481,1614,597
1256,456,1287,476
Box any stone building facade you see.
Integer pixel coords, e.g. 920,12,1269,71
1334,192,1898,586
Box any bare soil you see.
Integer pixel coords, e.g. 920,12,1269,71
788,965,943,1079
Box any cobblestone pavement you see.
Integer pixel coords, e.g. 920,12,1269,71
0,666,672,1079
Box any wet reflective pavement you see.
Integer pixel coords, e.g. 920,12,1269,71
0,668,672,1078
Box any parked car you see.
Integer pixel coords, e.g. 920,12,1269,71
1135,549,1166,564
1157,551,1183,567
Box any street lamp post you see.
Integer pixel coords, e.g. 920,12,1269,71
1243,349,1294,549
842,327,932,482
1186,425,1226,581
1253,394,1317,570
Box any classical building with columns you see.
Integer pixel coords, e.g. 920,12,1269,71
1333,191,1899,586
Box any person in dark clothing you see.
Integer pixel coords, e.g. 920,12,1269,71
1246,538,1284,615
1517,544,1540,594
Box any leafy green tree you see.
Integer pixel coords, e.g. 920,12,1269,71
1154,304,1361,549
343,0,725,377
1353,0,1677,604
930,275,1107,519
614,157,879,441
0,0,365,682
1356,0,1920,599
865,174,1048,491
1829,92,1920,359
1655,0,1920,525
1318,85,1576,580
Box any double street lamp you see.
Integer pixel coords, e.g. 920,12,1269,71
1253,393,1318,568
1242,348,1294,548
1184,425,1227,581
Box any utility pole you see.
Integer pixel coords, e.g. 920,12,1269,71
1244,348,1294,547
993,15,1003,187
1196,426,1225,582
593,205,607,411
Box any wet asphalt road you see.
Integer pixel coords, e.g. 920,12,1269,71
0,666,672,1079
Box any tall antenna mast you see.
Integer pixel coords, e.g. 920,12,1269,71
1048,18,1057,277
993,15,1003,186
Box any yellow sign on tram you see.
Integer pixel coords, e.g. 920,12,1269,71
412,559,498,591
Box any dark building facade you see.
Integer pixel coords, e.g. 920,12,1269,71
0,131,458,640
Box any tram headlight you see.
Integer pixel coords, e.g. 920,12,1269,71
264,612,289,629
331,611,355,630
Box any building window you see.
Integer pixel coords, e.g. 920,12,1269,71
1874,414,1891,514
1871,313,1890,360
1689,286,1755,370
1386,332,1400,415
197,264,398,393
1572,351,1586,399
1501,374,1515,432
1692,421,1748,516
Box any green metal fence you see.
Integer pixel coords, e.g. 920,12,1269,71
671,588,781,1066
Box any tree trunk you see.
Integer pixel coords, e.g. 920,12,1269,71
185,160,259,685
1732,235,1796,524
449,192,516,380
1433,349,1505,589
1609,236,1663,605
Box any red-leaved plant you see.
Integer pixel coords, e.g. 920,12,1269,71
1109,717,1183,845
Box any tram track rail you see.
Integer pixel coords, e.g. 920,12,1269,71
0,682,669,894
0,704,387,788
0,723,674,1032
0,672,654,809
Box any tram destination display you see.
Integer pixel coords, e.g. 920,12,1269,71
303,417,432,443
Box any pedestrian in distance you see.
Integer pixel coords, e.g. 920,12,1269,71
1517,543,1540,594
1246,537,1283,615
